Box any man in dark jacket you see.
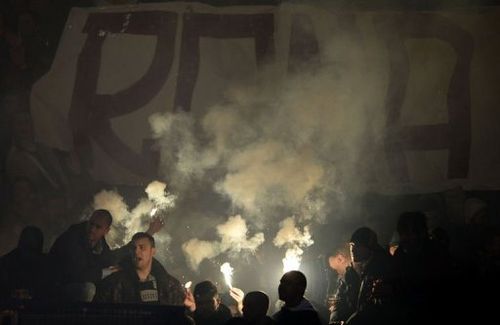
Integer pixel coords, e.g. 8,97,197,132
49,209,163,302
273,270,322,325
344,227,397,325
0,226,49,301
393,212,453,325
93,232,185,305
328,245,359,325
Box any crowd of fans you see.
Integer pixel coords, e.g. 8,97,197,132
1,205,499,324
1,1,500,324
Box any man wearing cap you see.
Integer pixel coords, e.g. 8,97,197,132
345,227,397,325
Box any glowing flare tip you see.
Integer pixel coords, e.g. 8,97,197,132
184,281,192,289
150,207,158,217
220,262,233,289
282,251,301,273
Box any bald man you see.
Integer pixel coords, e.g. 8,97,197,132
273,271,322,325
227,291,275,325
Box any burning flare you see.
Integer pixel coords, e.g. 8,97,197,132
282,247,303,273
184,281,192,289
273,217,314,273
93,180,176,248
220,262,234,289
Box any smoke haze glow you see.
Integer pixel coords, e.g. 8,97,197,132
93,180,176,247
220,262,234,289
146,22,389,278
182,215,264,271
274,217,314,273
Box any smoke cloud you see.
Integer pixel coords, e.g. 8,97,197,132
149,29,384,226
145,180,177,209
149,18,387,274
273,217,313,248
273,217,314,273
182,215,265,270
93,180,176,248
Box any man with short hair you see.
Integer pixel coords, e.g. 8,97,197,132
191,280,232,325
273,271,322,325
49,209,163,302
328,244,359,325
227,291,275,325
93,232,185,305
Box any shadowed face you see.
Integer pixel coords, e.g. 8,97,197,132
243,292,269,322
87,213,110,246
350,242,371,263
278,272,305,306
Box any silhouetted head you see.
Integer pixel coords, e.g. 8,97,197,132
349,227,378,263
278,270,307,307
242,291,269,322
87,209,112,246
18,226,43,254
194,281,220,317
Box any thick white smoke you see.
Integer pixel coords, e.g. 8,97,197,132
93,180,176,248
149,36,382,224
149,111,219,190
217,214,265,252
273,217,314,273
92,189,130,248
145,180,177,210
92,189,129,225
149,19,386,273
152,94,331,222
182,215,265,270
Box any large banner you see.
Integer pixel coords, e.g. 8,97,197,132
31,2,500,192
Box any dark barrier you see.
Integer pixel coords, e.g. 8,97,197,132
0,302,190,325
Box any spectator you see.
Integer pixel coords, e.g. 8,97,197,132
328,244,358,325
273,270,322,325
393,212,451,325
227,291,275,325
345,227,397,325
0,226,49,301
191,280,232,325
93,232,185,305
49,209,164,302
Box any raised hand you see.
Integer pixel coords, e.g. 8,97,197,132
146,216,165,235
184,288,196,312
229,287,244,315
